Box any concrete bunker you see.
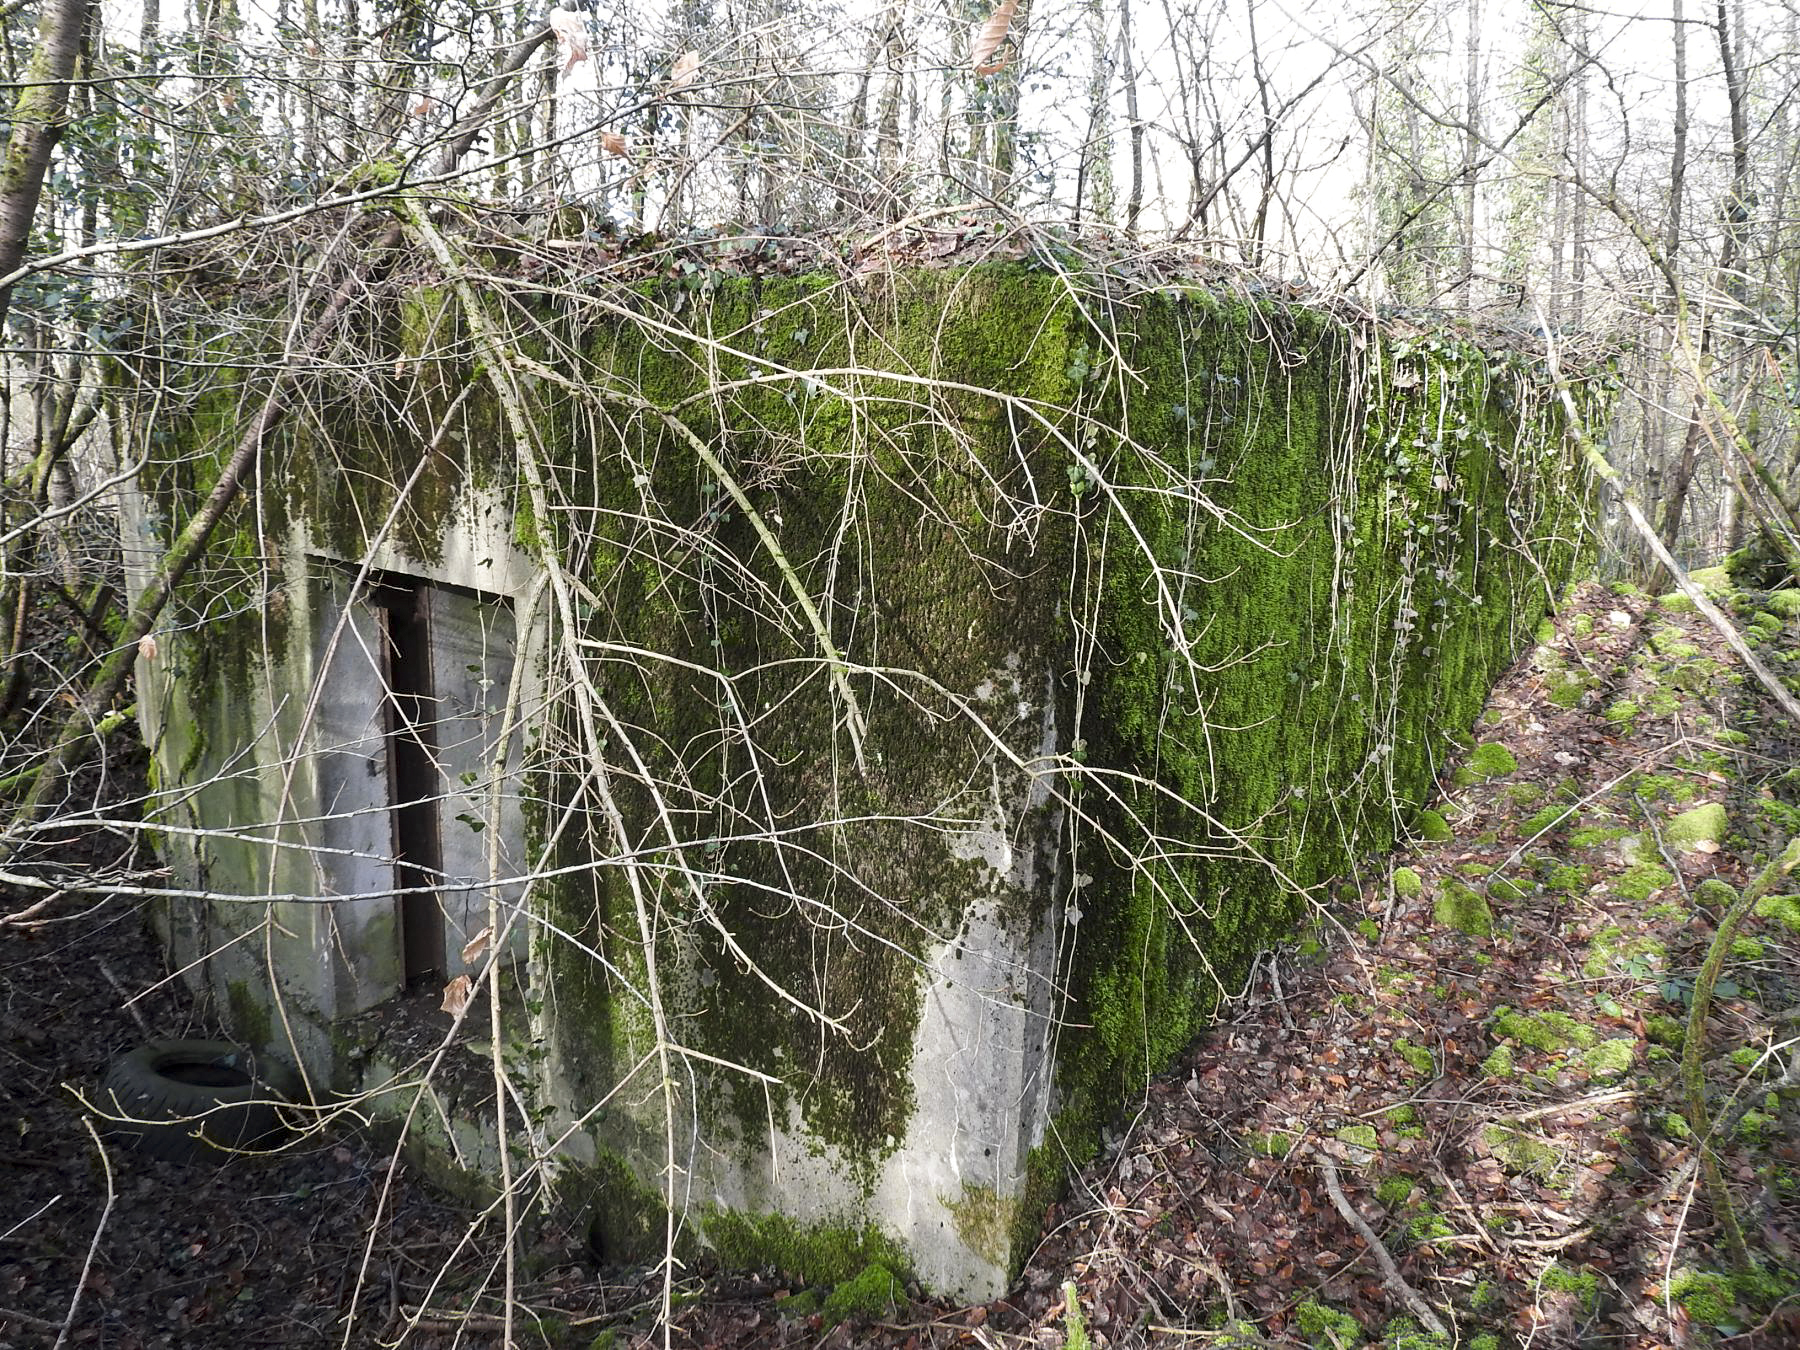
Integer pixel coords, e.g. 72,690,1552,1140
121,259,1596,1299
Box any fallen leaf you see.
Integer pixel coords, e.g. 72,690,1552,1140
441,974,475,1016
1693,839,1720,853
461,927,491,965
601,130,630,157
670,49,700,91
971,0,1017,75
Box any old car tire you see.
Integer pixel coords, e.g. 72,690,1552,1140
100,1039,301,1163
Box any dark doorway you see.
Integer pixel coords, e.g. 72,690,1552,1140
368,578,445,985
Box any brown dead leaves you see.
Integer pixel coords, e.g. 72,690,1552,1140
970,0,1017,75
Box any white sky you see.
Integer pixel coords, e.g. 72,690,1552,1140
85,0,1786,296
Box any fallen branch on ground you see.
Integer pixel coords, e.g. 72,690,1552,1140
1315,1151,1448,1338
1682,835,1800,1274
1537,317,1800,729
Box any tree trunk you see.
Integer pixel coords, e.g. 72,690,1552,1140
1569,7,1588,326
0,0,92,333
988,0,1032,202
1120,0,1142,232
1075,0,1114,223
1654,395,1706,582
1716,0,1751,309
1664,0,1688,291
1460,0,1479,308
1246,0,1274,264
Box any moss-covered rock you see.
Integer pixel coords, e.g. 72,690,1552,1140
1540,1263,1598,1311
1395,1039,1436,1078
1247,1127,1298,1159
1492,1006,1595,1052
820,1263,903,1325
1689,566,1735,597
1541,861,1592,895
1295,1299,1363,1348
1458,741,1518,783
1582,926,1665,979
1667,803,1729,850
1766,589,1800,618
1698,877,1740,907
1545,669,1590,708
1749,610,1785,638
1670,1269,1735,1327
1567,823,1630,849
1434,881,1494,937
1755,894,1800,933
1483,1124,1561,1179
1392,866,1424,898
1584,1038,1636,1078
1612,862,1674,902
1414,810,1455,843
1376,1175,1417,1208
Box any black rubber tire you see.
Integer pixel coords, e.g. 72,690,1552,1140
100,1039,301,1163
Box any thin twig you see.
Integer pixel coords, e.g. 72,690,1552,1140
1511,1225,1596,1251
1635,793,1696,910
0,1306,62,1331
1266,954,1297,1032
1504,1089,1636,1123
53,1119,114,1350
0,888,64,929
1315,1151,1448,1338
96,960,153,1037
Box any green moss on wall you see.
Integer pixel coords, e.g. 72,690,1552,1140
703,1209,910,1287
226,979,273,1049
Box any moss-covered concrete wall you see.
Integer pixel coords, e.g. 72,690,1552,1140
122,261,1594,1300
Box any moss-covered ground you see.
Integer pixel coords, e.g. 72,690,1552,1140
634,575,1800,1346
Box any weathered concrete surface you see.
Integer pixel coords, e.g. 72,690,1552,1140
122,263,1594,1299
129,484,543,1080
